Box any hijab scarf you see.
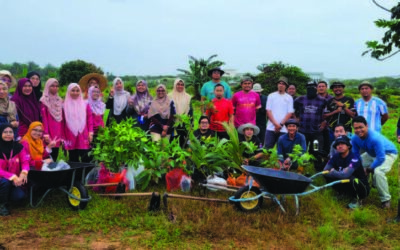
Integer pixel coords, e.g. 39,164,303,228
169,78,191,115
0,124,23,160
147,84,171,119
40,78,63,122
0,81,16,122
26,71,42,100
11,78,41,125
87,86,105,115
131,80,153,114
63,83,87,136
21,122,44,160
112,77,130,116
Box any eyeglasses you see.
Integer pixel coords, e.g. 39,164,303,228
200,121,209,124
32,129,44,133
1,78,11,83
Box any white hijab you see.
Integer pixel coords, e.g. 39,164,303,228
112,77,130,116
168,78,191,115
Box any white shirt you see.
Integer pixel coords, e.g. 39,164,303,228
266,91,294,133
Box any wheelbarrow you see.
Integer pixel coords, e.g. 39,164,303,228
28,162,95,210
228,165,349,215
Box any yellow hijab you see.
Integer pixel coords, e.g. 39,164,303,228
22,121,44,160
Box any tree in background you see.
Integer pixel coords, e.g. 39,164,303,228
58,60,104,86
177,55,224,100
363,1,400,60
254,61,310,95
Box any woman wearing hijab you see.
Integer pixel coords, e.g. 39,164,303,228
11,78,41,138
0,81,18,131
169,78,193,147
63,83,93,163
20,122,57,170
0,124,30,216
106,77,130,124
127,80,153,131
87,86,105,137
148,84,176,142
26,71,42,101
40,78,64,161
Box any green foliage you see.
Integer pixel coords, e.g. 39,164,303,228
287,144,315,172
254,61,310,95
58,59,104,86
177,55,225,100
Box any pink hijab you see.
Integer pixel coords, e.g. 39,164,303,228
87,86,105,115
40,78,63,122
64,83,86,136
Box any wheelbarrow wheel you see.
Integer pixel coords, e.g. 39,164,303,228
234,185,263,212
67,181,89,210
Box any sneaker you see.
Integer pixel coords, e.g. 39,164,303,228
348,199,361,209
381,200,391,209
0,204,10,216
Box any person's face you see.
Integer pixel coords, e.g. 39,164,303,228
244,127,254,138
287,85,296,96
214,86,224,98
88,79,99,89
334,126,346,139
317,83,327,95
1,76,12,88
199,118,209,130
115,80,123,91
30,125,43,140
156,87,166,98
360,86,372,98
22,82,33,95
137,82,146,93
241,81,253,92
49,81,59,95
332,85,344,96
91,87,101,100
353,122,368,139
287,124,297,135
0,84,8,99
70,86,81,99
336,142,350,154
212,71,221,80
2,127,13,141
176,81,185,93
277,82,287,92
29,75,40,87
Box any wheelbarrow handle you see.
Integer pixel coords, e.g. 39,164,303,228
341,179,350,183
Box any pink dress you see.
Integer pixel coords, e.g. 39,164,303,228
231,91,261,128
63,104,93,150
41,105,64,147
0,149,30,180
20,140,51,170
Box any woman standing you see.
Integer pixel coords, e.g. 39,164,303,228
127,80,153,131
87,86,105,137
106,77,130,124
11,78,41,138
26,71,42,101
169,78,192,146
0,80,18,129
0,124,30,216
40,78,64,161
63,83,93,163
148,84,176,142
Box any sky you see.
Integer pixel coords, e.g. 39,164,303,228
2,0,400,79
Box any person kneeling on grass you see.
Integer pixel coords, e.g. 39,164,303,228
237,123,263,166
324,135,370,209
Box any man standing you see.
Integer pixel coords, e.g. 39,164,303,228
201,67,231,101
324,82,355,136
351,116,398,208
231,78,261,128
294,81,328,171
324,135,370,209
253,83,267,145
317,80,333,101
287,84,298,100
265,77,293,149
355,81,388,132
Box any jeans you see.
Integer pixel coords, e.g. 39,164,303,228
264,130,284,149
0,178,26,204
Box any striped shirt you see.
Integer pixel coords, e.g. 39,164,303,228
355,97,388,132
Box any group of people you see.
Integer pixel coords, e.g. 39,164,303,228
0,66,397,216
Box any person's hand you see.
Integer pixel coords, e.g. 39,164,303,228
43,158,53,164
319,121,327,131
13,177,23,186
10,121,18,128
43,134,50,144
89,133,94,143
163,125,169,131
366,167,374,174
143,114,148,118
19,173,28,185
47,136,59,149
109,88,114,97
274,124,282,133
161,131,167,137
397,136,400,143
128,98,134,106
337,106,343,113
243,158,249,165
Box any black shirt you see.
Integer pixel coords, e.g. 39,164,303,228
326,96,355,132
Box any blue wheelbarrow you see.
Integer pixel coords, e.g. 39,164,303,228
229,165,349,215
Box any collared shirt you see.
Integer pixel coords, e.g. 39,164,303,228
206,98,234,132
201,80,232,100
232,90,261,128
277,132,307,162
294,96,327,133
355,96,388,132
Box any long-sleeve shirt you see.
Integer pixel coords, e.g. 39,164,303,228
149,101,176,135
63,104,94,150
20,140,51,170
351,130,398,169
41,105,64,147
277,132,307,162
0,149,30,180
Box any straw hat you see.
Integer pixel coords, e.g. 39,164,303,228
237,123,260,135
78,73,108,92
0,70,17,88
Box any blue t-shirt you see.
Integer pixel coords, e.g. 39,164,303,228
277,132,307,162
201,80,232,100
351,130,397,169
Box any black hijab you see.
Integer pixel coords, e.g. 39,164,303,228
0,124,23,159
26,71,42,100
